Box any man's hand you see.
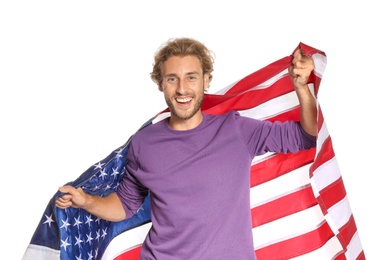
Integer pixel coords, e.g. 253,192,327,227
55,186,127,221
288,49,314,89
55,186,88,209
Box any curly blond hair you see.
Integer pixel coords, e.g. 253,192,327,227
150,38,214,85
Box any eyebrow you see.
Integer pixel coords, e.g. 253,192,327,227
164,71,200,78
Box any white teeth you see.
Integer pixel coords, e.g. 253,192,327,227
176,97,192,103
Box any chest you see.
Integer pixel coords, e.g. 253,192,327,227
134,131,251,194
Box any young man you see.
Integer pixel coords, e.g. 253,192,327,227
55,37,317,259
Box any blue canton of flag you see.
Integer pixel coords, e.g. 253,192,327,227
24,121,153,260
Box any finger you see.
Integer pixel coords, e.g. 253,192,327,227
55,199,70,209
57,194,72,202
292,65,310,78
294,58,313,72
292,50,305,68
293,49,303,60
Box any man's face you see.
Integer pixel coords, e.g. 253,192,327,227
159,55,209,124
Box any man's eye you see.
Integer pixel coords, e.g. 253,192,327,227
167,77,177,83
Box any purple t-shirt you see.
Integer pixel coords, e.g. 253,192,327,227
116,111,316,259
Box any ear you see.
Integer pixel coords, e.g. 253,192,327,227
158,82,163,92
203,73,210,92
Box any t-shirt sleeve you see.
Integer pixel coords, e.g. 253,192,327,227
235,112,316,156
115,142,149,219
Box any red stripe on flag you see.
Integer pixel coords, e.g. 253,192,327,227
254,220,334,259
355,251,366,260
310,136,335,175
319,177,347,213
234,77,295,108
338,214,359,250
250,149,315,187
251,186,317,227
299,42,326,57
204,78,295,114
225,57,291,95
201,94,237,112
113,246,142,260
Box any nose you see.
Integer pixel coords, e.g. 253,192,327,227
175,78,186,94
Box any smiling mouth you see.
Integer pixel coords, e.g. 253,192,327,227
175,97,192,104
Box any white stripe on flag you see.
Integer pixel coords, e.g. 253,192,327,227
312,53,327,78
238,90,299,120
251,151,276,166
311,156,341,197
22,244,60,260
250,164,312,208
290,235,343,260
325,196,352,235
215,69,288,95
252,205,325,249
238,83,315,121
251,70,289,91
347,232,364,260
151,112,170,124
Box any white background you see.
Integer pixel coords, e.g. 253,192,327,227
1,1,388,259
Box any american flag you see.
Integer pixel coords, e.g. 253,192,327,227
22,42,365,260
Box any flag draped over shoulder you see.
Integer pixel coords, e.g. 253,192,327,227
23,43,365,260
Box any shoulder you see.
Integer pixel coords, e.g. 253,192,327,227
130,118,166,143
204,110,240,121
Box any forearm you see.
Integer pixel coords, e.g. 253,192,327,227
296,85,317,136
289,48,317,136
83,192,126,222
